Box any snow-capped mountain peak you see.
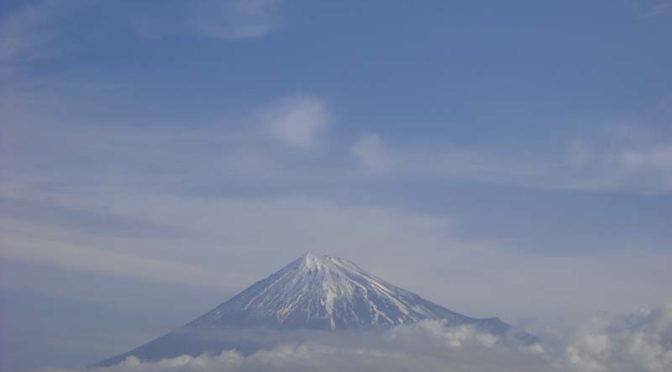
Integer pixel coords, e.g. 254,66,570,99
192,253,491,331
98,254,536,366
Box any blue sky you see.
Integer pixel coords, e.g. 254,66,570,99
1,1,671,371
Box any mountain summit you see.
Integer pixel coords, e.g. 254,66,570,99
191,253,498,330
98,253,534,366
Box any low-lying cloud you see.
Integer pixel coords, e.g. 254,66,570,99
40,305,672,372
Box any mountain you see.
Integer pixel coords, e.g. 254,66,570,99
97,253,535,366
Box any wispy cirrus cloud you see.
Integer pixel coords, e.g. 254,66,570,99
2,83,671,345
126,0,285,41
347,123,672,194
0,0,285,79
621,145,672,172
641,0,672,16
192,0,282,40
561,124,672,193
2,89,671,317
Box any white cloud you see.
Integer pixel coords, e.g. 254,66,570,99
642,0,672,16
621,146,672,171
0,216,227,290
350,133,390,173
567,139,593,167
193,0,282,40
113,0,284,41
4,187,672,335
344,127,672,194
0,0,282,76
564,306,672,372
259,96,330,149
2,90,671,325
0,191,456,295
560,131,672,194
36,305,672,372
346,139,547,187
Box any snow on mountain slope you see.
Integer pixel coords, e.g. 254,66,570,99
191,253,481,330
97,253,535,366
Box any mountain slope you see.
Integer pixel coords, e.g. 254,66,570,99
97,253,534,366
191,253,491,330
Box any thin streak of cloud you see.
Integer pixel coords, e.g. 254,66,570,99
0,0,284,81
348,126,672,194
3,184,670,326
193,0,282,40
641,0,672,17
621,146,672,171
0,218,227,290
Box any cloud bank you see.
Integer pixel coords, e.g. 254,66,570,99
39,305,672,372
